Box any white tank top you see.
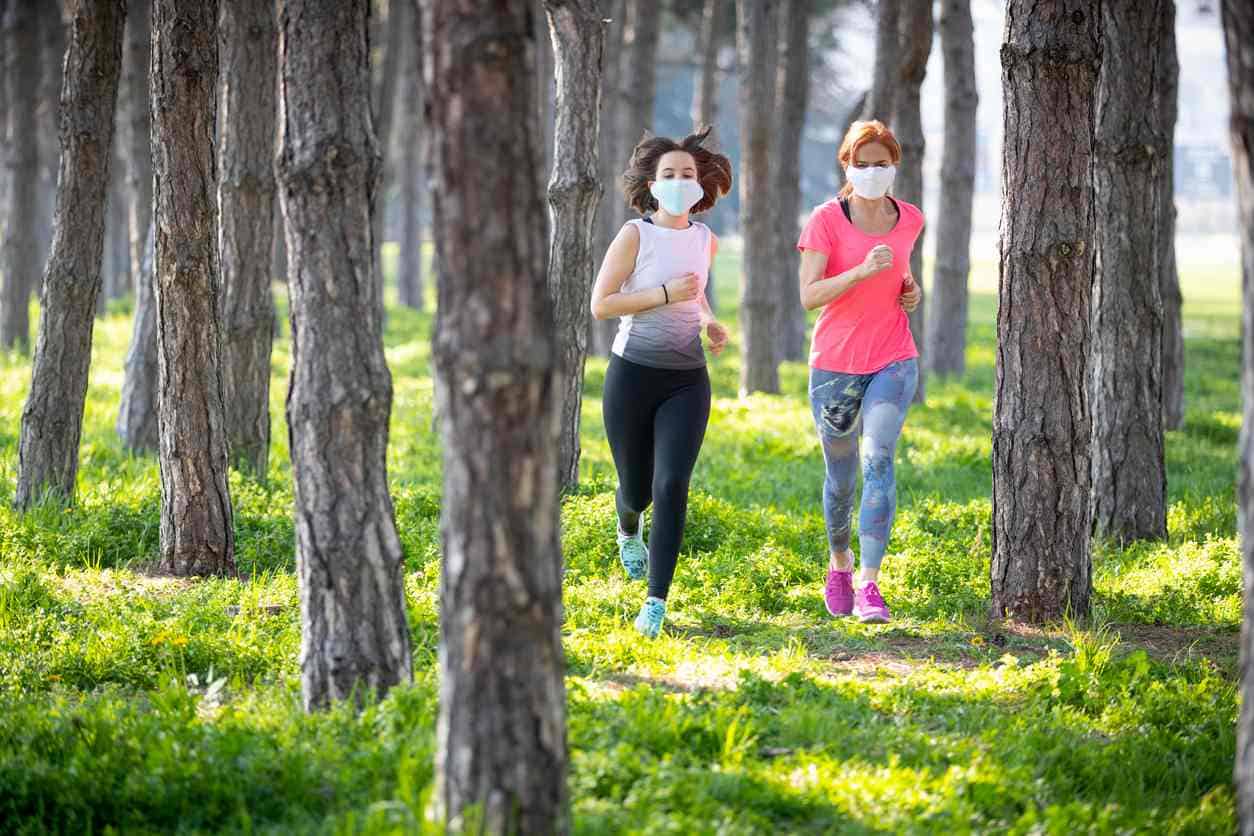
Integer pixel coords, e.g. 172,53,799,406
611,218,711,370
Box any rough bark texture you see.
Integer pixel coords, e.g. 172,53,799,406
1089,0,1170,543
1160,9,1183,432
15,0,124,509
396,0,424,311
120,0,152,296
117,218,158,451
278,0,412,711
422,0,567,830
218,0,277,480
35,1,63,291
894,0,931,404
737,0,778,395
151,0,236,577
1226,0,1254,829
546,0,604,494
774,0,809,364
537,0,555,179
929,0,976,379
2,1,40,352
862,0,898,122
590,0,627,357
691,0,721,313
990,0,1098,624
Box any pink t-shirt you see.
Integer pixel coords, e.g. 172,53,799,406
796,197,923,374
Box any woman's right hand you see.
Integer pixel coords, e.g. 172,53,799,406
663,273,701,304
860,244,894,279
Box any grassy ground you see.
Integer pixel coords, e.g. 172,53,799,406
0,243,1240,834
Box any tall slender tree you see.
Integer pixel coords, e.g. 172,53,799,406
590,0,628,357
117,218,158,451
990,0,1099,623
423,0,567,829
151,0,235,577
119,0,151,296
102,144,130,304
2,1,40,353
1160,9,1183,431
396,0,425,311
35,1,63,288
0,0,8,257
371,0,405,302
15,0,124,509
691,0,722,312
537,0,556,179
774,0,810,365
928,0,976,379
278,0,412,710
218,0,277,479
861,0,898,122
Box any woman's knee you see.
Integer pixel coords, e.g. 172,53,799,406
652,471,691,508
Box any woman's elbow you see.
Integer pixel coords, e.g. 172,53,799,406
590,299,608,321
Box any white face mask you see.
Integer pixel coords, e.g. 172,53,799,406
650,179,704,216
845,164,897,199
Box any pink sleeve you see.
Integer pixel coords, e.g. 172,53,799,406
797,206,836,254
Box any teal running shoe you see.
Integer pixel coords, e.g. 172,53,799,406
634,596,666,638
617,525,648,581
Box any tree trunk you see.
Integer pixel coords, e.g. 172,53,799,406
590,0,627,357
1161,11,1183,432
278,0,412,711
691,0,721,313
151,0,235,577
893,0,931,404
370,0,405,303
861,0,898,122
218,0,277,480
774,0,809,365
396,0,424,311
35,1,63,292
537,0,555,180
1224,0,1254,824
120,0,151,299
928,0,976,379
2,0,41,353
1089,0,1171,544
0,0,9,261
546,0,604,495
737,0,779,395
422,0,567,830
990,0,1098,624
15,0,124,509
104,143,130,304
117,217,158,451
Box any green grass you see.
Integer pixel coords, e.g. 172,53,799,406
0,241,1241,834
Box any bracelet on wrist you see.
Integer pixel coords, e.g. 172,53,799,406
662,285,669,305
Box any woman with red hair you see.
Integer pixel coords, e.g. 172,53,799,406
796,120,922,624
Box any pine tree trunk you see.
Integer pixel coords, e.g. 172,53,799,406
15,0,124,509
894,0,931,404
1160,10,1183,432
151,0,235,577
537,0,555,180
35,1,63,290
120,0,151,299
691,0,721,313
862,0,898,122
1089,0,1171,543
737,0,779,395
0,0,9,258
218,0,277,480
774,0,809,365
370,0,405,304
590,0,627,357
1225,0,1254,827
929,0,976,379
117,217,158,451
423,0,567,830
396,0,424,311
546,0,604,495
105,144,130,302
2,1,41,353
278,0,412,711
990,0,1098,624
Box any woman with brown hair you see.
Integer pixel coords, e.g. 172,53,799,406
590,127,732,638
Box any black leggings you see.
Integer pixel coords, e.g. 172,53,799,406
603,354,711,600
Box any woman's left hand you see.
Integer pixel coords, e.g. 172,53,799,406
706,320,729,356
900,273,921,313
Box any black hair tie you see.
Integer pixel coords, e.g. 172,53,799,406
662,285,669,305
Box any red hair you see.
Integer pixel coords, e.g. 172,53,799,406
837,120,902,199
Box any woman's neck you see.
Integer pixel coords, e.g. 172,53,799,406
849,193,892,214
653,208,691,229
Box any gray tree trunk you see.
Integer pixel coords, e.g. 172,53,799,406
120,0,152,298
218,0,277,480
1160,11,1183,432
35,1,63,291
537,0,555,180
691,0,721,313
2,1,41,353
893,0,931,404
861,0,898,122
990,0,1098,624
422,0,567,830
151,0,236,577
737,0,778,395
15,0,124,509
396,0,424,311
774,0,809,365
117,217,158,451
590,0,627,357
370,0,405,303
103,142,130,305
928,0,976,379
546,0,604,495
0,0,9,260
278,0,412,711
1224,0,1254,825
1089,0,1171,544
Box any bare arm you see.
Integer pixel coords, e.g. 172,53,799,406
699,233,720,326
590,224,699,320
798,244,892,311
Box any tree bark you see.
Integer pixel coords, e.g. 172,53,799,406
103,142,131,305
861,0,898,122
928,0,976,379
117,217,158,451
537,0,555,180
546,0,604,494
396,0,424,311
691,0,721,313
2,0,41,353
893,0,931,404
0,0,9,259
1089,0,1171,543
35,1,63,292
1160,9,1183,432
590,0,627,357
120,0,152,298
151,0,235,577
218,0,277,480
370,0,405,303
278,0,412,711
1224,0,1254,827
774,0,809,365
737,0,779,395
422,0,567,830
15,0,124,509
990,0,1098,624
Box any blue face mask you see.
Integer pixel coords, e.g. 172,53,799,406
650,179,704,216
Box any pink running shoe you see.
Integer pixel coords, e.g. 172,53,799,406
824,568,854,617
854,582,891,624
